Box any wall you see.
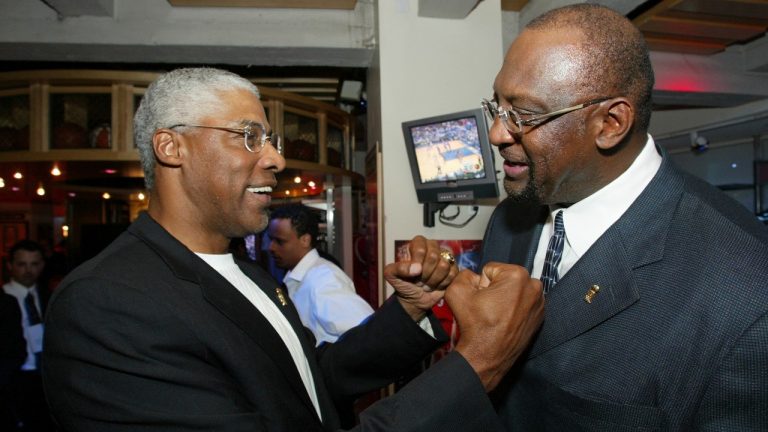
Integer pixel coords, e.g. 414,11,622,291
650,99,768,212
375,0,505,291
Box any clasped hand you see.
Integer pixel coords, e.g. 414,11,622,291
383,235,458,321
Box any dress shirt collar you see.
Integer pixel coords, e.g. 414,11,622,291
283,248,320,285
3,279,36,298
554,134,662,259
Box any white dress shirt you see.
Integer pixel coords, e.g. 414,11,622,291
283,249,374,346
532,135,663,281
196,252,322,420
3,280,44,371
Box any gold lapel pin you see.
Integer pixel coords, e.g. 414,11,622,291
275,287,288,306
584,284,600,304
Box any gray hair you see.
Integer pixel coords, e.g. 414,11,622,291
134,67,261,190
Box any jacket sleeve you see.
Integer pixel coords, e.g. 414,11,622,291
0,294,25,389
319,298,503,432
42,277,272,432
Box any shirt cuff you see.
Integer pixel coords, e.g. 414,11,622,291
417,315,436,338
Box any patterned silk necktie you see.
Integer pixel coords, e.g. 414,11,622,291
540,210,565,294
25,292,42,325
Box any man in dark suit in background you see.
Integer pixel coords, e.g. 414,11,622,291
480,4,768,430
1,292,26,430
43,67,544,431
2,239,55,431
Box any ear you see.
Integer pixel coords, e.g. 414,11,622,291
153,129,183,167
594,98,634,151
299,233,312,249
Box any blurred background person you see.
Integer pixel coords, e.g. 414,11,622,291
1,292,26,430
268,204,374,346
2,239,55,431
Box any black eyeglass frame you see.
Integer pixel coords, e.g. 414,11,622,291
481,97,612,134
169,123,283,155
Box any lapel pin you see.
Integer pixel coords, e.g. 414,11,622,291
275,287,288,306
584,284,600,304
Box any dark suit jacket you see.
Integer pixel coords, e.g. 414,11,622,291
1,292,25,387
43,212,501,432
482,152,768,431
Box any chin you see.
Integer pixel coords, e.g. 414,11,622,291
504,180,541,205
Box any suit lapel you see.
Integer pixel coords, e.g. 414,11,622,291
128,214,321,421
527,227,640,357
236,260,340,429
481,199,546,270
527,152,683,358
196,267,321,419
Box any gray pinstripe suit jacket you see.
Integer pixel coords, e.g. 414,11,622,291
482,151,768,431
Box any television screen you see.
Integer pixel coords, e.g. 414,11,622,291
409,116,486,184
402,108,498,203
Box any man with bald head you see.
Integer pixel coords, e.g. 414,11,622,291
480,4,768,430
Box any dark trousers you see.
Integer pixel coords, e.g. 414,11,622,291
6,370,57,431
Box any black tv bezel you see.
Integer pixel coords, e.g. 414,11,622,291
401,108,498,204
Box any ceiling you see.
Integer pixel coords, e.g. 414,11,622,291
5,0,767,110
158,0,768,107
160,0,768,56
629,0,768,56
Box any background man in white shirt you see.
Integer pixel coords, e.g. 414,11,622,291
3,239,55,431
268,204,374,346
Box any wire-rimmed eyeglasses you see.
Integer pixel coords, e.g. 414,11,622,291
481,97,611,135
169,123,283,155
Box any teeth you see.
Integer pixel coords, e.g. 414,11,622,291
247,186,273,193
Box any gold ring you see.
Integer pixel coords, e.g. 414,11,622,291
439,250,456,265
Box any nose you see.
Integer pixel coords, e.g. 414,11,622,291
488,116,513,147
259,142,286,172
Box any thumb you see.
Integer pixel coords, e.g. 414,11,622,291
445,269,480,307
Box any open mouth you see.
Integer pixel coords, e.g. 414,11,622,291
503,160,529,177
246,186,273,194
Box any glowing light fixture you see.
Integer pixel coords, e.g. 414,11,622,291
62,225,69,238
51,165,62,176
137,192,146,200
36,183,46,196
0,178,4,188
308,181,316,188
13,171,22,179
102,192,111,199
293,176,302,184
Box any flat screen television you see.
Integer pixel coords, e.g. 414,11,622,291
402,108,499,203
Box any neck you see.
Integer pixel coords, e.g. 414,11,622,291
147,199,231,254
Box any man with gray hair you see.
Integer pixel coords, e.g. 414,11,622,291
42,67,544,431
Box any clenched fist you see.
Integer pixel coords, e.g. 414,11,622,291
446,262,544,391
383,235,459,321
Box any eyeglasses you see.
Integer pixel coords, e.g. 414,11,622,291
481,97,611,135
169,123,283,155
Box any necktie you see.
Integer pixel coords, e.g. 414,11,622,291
24,293,42,326
540,210,565,294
